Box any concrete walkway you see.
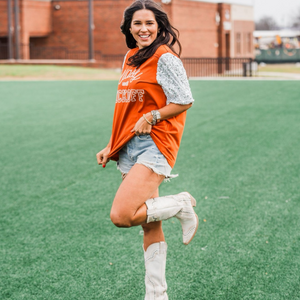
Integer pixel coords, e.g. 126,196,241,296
191,72,300,81
257,72,300,80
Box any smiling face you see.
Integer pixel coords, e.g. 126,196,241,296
130,9,159,49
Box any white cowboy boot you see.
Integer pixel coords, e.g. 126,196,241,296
144,242,168,300
145,192,199,245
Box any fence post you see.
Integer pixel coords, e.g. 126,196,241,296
243,62,247,77
7,0,13,59
14,0,20,59
249,58,252,77
88,0,94,61
217,57,222,75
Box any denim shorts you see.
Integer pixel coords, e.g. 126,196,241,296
117,135,178,180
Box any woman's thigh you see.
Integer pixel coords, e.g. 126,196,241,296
110,164,164,227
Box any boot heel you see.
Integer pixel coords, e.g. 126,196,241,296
184,213,199,245
188,193,196,207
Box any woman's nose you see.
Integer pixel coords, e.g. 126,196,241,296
140,24,147,32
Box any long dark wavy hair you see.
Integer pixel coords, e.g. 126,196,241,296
120,0,182,68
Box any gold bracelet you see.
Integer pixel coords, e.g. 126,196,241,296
143,114,153,125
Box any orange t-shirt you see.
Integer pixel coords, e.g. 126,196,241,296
108,45,194,168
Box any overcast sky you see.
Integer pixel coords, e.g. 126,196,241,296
203,0,300,26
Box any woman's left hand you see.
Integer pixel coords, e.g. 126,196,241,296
131,113,152,136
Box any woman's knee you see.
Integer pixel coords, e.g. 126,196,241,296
110,209,132,228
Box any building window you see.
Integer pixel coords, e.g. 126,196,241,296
247,33,252,53
236,33,241,55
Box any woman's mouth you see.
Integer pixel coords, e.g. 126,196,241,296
139,35,150,40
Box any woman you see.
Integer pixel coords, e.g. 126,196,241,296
96,0,198,298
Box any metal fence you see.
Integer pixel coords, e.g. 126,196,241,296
182,57,256,77
28,45,124,68
29,45,88,60
0,44,8,59
0,44,256,77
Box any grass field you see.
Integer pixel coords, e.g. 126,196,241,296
0,65,121,80
258,63,300,74
1,80,300,300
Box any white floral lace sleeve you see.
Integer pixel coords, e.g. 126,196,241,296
157,53,194,105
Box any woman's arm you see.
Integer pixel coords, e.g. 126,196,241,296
154,102,193,121
131,103,192,135
132,53,194,135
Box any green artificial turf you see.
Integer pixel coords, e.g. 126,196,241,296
0,80,300,299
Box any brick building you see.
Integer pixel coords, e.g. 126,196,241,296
0,0,254,63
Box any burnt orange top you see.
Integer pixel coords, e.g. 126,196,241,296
108,45,194,168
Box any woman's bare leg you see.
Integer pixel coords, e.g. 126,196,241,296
110,164,165,227
111,163,197,247
119,169,165,250
112,165,168,298
142,221,165,251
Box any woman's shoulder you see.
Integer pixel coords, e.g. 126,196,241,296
154,45,178,59
126,47,139,57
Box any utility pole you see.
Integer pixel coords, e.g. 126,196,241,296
14,0,20,59
7,0,13,59
88,0,94,61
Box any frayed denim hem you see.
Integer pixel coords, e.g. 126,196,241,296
135,162,178,182
116,162,178,182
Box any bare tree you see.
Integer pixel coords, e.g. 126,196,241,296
255,16,280,30
290,7,300,29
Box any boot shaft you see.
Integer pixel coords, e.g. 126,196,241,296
144,242,168,300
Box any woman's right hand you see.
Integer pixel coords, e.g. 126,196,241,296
96,146,111,168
